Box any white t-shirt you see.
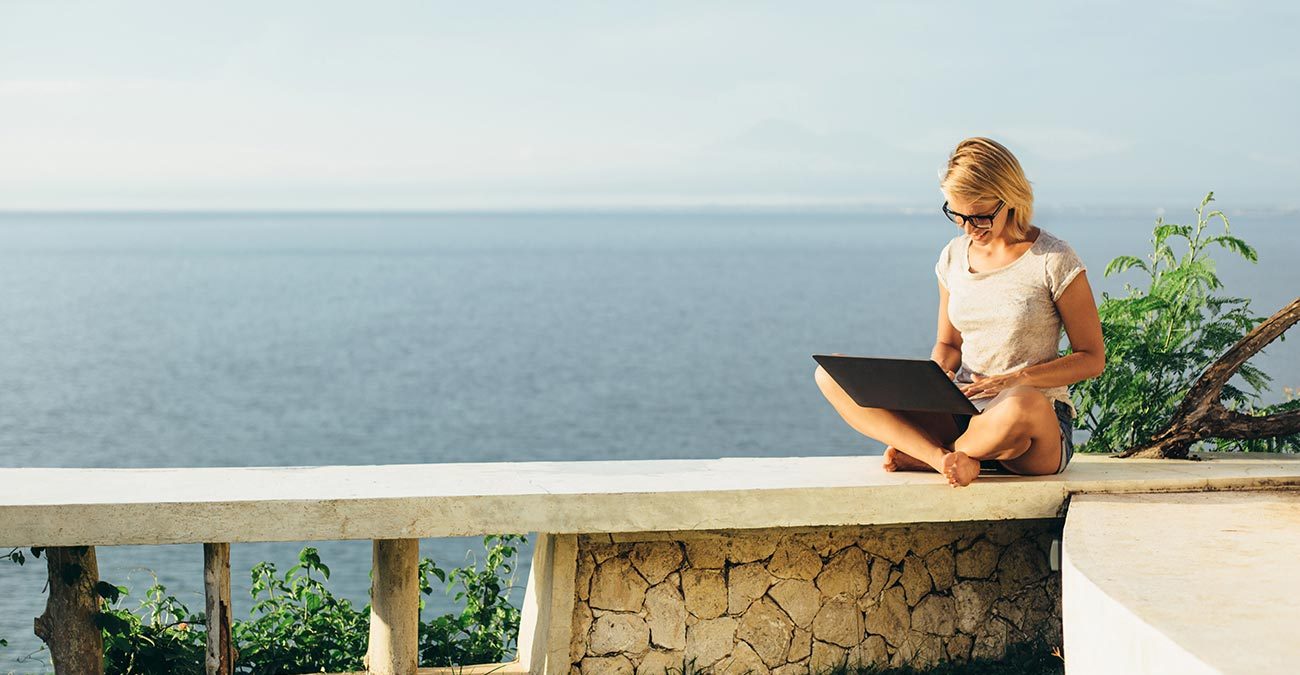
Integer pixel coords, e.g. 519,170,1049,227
934,227,1087,417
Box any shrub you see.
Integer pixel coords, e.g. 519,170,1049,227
1071,192,1299,453
4,535,526,674
418,534,525,667
233,548,370,674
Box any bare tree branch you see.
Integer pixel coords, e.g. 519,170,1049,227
1117,297,1300,458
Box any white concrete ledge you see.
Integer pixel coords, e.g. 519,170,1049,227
3,453,1299,547
1063,490,1300,675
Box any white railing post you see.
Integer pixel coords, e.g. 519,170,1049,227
516,533,577,674
366,538,420,675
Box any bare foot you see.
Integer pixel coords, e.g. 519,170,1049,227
882,446,935,472
942,451,981,487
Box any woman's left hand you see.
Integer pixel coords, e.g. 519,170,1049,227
959,370,1028,400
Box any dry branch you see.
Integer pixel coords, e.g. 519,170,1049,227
1116,296,1300,458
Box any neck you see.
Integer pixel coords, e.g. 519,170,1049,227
974,225,1035,249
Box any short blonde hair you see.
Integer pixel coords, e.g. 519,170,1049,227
940,137,1034,238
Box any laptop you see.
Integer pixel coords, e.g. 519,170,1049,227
812,354,980,415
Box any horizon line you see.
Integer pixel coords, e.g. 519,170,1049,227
2,202,1298,217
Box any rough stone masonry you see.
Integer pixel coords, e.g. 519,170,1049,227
569,519,1061,674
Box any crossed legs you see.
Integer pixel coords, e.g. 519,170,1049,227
813,365,1063,486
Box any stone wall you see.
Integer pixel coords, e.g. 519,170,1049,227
567,519,1061,674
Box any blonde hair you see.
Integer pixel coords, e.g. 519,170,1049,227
940,137,1034,238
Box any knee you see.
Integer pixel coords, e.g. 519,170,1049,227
1000,389,1054,434
814,365,837,391
814,365,860,411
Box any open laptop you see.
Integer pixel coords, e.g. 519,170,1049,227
812,354,980,415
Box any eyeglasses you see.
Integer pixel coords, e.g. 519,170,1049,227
942,200,1004,230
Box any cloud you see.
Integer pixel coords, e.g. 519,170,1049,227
999,126,1134,162
699,118,905,175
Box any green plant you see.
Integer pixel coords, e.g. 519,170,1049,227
234,547,370,674
97,578,206,675
1,546,205,675
418,534,526,668
2,537,526,674
1071,192,1298,453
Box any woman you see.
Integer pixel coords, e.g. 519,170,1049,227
814,137,1105,487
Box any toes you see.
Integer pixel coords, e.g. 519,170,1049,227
940,452,976,488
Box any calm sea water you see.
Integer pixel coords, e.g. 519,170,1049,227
1,210,1296,671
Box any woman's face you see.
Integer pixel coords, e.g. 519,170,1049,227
943,193,1008,243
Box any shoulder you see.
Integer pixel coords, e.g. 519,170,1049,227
937,232,967,262
1033,227,1072,252
1033,228,1084,263
934,233,967,287
1034,228,1088,299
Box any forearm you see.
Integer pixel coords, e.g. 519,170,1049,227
930,342,962,374
1018,350,1104,389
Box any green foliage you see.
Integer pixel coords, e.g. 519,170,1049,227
4,547,26,566
98,579,206,675
1072,192,1299,453
418,534,525,667
3,536,525,674
233,547,370,674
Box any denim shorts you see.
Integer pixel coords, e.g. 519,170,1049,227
952,400,1075,474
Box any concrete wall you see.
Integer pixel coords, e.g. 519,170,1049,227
1063,491,1300,675
565,520,1062,674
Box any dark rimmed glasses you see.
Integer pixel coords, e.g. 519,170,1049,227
942,200,1004,229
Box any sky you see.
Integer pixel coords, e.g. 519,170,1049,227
1,0,1298,211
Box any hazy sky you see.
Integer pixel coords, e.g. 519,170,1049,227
2,1,1297,210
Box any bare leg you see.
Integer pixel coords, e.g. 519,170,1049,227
814,366,953,474
943,387,1063,487
883,410,960,472
883,445,932,472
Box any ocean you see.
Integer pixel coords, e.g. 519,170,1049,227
1,210,1296,671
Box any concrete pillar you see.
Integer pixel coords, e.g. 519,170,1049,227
366,538,420,675
516,533,578,674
